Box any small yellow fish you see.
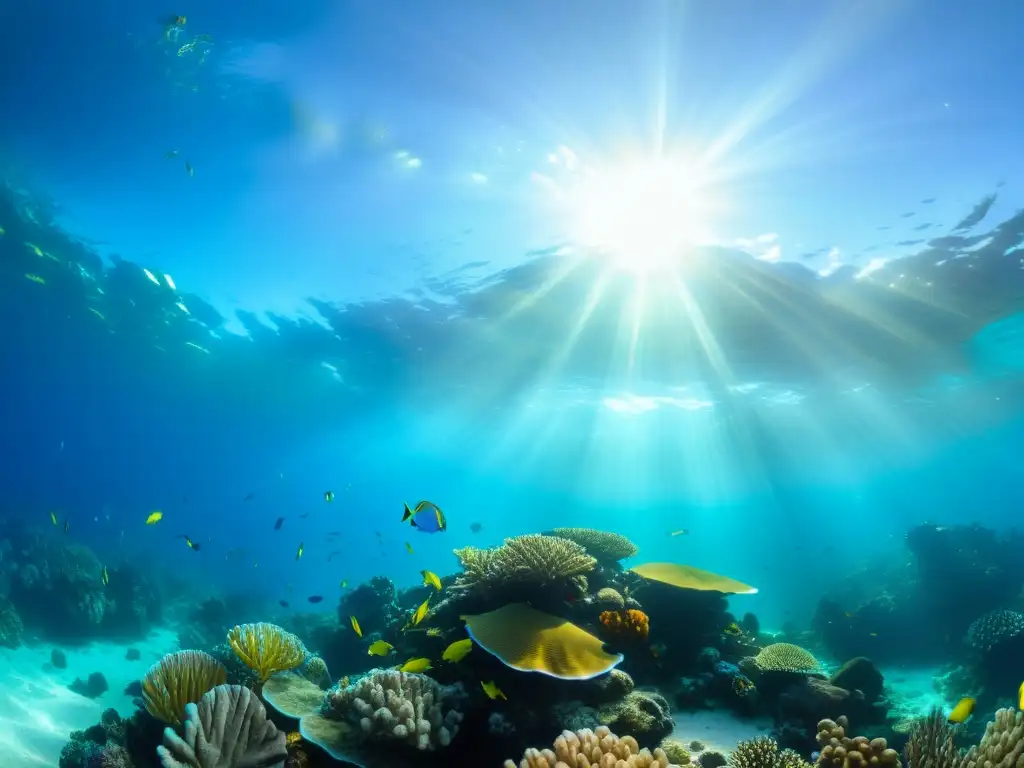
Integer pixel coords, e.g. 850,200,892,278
181,535,199,550
405,541,414,554
481,680,506,700
101,566,109,586
25,243,43,257
24,273,45,284
442,638,473,663
669,529,689,537
368,640,394,657
50,511,58,526
400,658,432,673
426,628,444,638
295,542,304,561
1019,681,1024,710
948,697,976,724
145,511,163,525
421,570,442,591
410,597,430,627
350,616,362,637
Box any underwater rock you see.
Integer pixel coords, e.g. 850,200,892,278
779,677,875,726
51,647,68,668
697,750,728,768
829,657,884,703
488,712,516,736
69,671,109,698
598,689,674,748
550,700,600,732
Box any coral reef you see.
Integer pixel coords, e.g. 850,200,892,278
506,725,676,768
157,684,287,768
829,658,883,704
599,609,650,642
902,708,957,768
815,716,901,768
966,609,1024,652
753,644,820,675
959,708,1024,768
598,690,674,747
660,739,692,765
545,528,639,562
142,649,228,725
300,654,331,689
596,587,626,610
452,535,597,593
0,595,23,647
227,622,306,683
325,668,464,751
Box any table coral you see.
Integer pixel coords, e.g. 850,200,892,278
815,715,901,768
505,725,679,768
753,643,820,674
325,669,464,751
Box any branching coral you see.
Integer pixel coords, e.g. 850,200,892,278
753,643,820,674
548,528,639,562
901,708,957,768
452,535,597,592
816,716,901,768
966,609,1024,652
599,609,650,641
227,622,306,683
959,708,1024,768
325,669,464,751
729,737,812,768
505,725,677,768
142,650,228,725
156,684,286,768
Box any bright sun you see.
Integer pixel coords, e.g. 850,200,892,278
562,155,712,274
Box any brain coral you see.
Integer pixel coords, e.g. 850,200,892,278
548,528,639,561
506,725,676,768
966,609,1024,652
753,643,820,674
598,690,674,747
596,587,626,610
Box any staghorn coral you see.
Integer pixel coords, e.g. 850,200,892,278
902,708,957,768
815,716,901,768
452,535,596,592
959,708,1024,768
596,587,626,610
505,725,677,768
143,650,228,725
966,609,1024,652
599,609,650,641
598,690,674,746
157,684,286,768
227,622,306,683
753,643,820,674
548,528,639,562
325,669,464,751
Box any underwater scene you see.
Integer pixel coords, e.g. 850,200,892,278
2,1,1024,767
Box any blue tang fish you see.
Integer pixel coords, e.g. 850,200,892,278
402,500,447,533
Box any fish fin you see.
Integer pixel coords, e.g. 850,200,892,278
402,503,414,522
410,518,418,528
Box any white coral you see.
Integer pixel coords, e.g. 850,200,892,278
328,669,463,751
505,725,677,768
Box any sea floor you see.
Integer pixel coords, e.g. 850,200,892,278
0,628,178,767
671,709,775,753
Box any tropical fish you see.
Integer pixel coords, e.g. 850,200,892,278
426,628,444,638
442,638,473,663
409,597,430,627
279,600,289,608
421,570,442,591
470,522,482,533
50,511,58,526
948,697,976,724
350,616,362,637
402,501,447,533
481,680,506,700
146,511,163,525
24,273,45,285
723,623,742,636
669,529,689,537
64,520,70,534
399,658,432,673
733,677,754,696
101,566,109,586
273,517,284,530
295,542,304,561
1019,681,1024,710
405,542,414,554
307,595,323,604
185,162,194,178
324,491,334,502
179,535,200,551
368,640,394,657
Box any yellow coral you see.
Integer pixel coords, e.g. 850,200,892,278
228,622,306,683
142,649,227,725
549,528,639,561
753,643,820,674
506,725,674,768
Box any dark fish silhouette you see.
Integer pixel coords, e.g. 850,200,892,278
274,517,284,530
307,595,324,604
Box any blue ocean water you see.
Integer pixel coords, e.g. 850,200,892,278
2,2,1024,767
